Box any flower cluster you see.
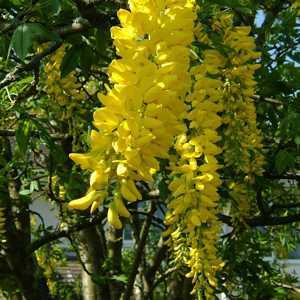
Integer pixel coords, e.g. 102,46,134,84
165,49,225,297
44,45,86,109
68,0,196,228
217,15,264,216
67,3,264,297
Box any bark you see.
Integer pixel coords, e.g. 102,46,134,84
0,137,53,300
11,294,23,300
6,177,52,300
123,202,156,300
78,227,111,300
144,239,168,299
7,256,52,300
60,131,112,300
107,225,123,300
167,273,194,300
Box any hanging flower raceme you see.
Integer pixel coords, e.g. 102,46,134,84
165,49,225,297
43,45,86,108
68,0,197,228
215,14,264,217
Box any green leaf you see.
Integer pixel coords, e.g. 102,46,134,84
31,119,54,148
19,189,32,196
10,24,32,60
51,144,67,165
10,23,50,60
111,274,128,284
16,120,31,155
95,28,109,54
30,180,39,192
295,136,300,146
158,179,169,201
9,0,25,6
60,46,80,78
275,150,295,174
287,52,300,64
31,119,66,165
37,0,61,16
0,35,9,58
80,45,96,76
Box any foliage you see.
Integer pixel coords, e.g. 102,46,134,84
0,0,299,299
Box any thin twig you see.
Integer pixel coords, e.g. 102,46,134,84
30,213,105,252
252,94,283,105
0,42,62,90
151,267,178,291
123,201,157,300
218,213,300,227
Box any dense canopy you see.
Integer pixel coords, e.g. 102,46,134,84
0,0,299,299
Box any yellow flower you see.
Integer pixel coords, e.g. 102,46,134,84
219,15,265,217
68,190,106,213
113,193,131,218
107,202,122,229
166,38,224,296
90,168,109,189
68,0,197,227
42,44,86,110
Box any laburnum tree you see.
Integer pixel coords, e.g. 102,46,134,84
0,0,299,299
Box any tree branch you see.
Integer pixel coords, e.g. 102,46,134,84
248,214,300,226
30,213,105,253
0,17,93,90
144,238,168,298
123,201,157,300
0,42,62,90
0,129,70,141
131,210,165,230
256,188,268,217
218,213,300,227
270,202,300,212
264,172,300,181
55,18,91,37
151,266,178,292
72,0,120,28
252,94,283,105
0,130,15,137
146,241,168,281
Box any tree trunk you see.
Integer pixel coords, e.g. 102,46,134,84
78,227,111,300
167,273,194,300
5,182,53,300
107,225,123,300
11,294,23,300
1,137,53,300
81,268,99,300
8,257,52,300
